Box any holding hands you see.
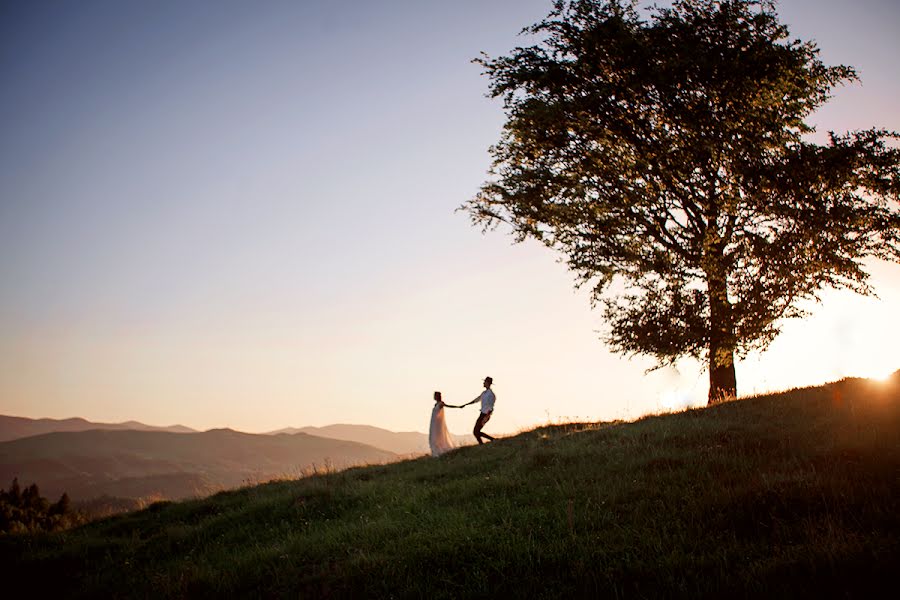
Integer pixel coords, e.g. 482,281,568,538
432,376,496,449
433,385,487,410
440,398,480,410
446,401,477,409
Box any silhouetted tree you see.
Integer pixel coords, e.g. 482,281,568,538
6,477,22,507
1,480,83,534
22,483,48,512
50,492,71,516
464,0,900,402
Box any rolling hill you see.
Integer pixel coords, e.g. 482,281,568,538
2,373,897,597
0,428,396,502
0,415,195,442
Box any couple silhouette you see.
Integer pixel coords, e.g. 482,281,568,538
430,376,496,457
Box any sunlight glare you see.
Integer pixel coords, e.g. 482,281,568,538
868,367,897,383
659,389,697,413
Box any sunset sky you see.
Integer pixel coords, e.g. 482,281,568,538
2,0,898,437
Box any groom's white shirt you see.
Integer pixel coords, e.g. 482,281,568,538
480,389,496,413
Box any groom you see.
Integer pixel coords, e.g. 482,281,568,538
464,376,496,444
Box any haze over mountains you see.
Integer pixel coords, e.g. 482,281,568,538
0,415,460,506
0,414,195,442
0,428,396,503
270,424,471,456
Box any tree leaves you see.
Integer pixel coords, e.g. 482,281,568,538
463,0,900,396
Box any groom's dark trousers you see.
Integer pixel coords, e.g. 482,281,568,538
474,411,495,444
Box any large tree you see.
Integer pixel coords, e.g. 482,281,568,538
464,0,900,403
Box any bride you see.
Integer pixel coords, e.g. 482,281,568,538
429,391,455,457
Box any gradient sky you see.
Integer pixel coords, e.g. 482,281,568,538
2,0,898,436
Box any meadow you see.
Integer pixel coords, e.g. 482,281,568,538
2,374,897,598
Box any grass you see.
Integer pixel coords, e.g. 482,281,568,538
2,375,898,598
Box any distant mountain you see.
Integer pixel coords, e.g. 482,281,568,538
269,424,472,456
0,429,395,502
0,414,196,442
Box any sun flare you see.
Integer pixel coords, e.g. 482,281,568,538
868,368,897,383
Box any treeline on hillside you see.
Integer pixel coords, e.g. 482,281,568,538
1,478,86,534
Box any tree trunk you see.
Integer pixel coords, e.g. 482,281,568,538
708,339,736,404
707,270,737,404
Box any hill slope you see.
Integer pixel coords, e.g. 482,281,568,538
0,429,396,502
0,415,196,442
2,375,898,598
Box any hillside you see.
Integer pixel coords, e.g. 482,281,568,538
2,374,897,598
270,423,471,455
0,429,396,502
0,415,196,442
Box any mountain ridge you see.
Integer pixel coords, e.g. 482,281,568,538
269,423,471,455
2,414,474,456
0,428,396,503
0,414,196,442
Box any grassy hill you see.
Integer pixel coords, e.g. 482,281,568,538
0,429,396,502
2,374,897,598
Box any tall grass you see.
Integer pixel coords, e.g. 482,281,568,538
2,375,897,598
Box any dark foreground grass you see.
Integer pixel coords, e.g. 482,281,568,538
2,376,898,598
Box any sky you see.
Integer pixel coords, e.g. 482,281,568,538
1,0,898,436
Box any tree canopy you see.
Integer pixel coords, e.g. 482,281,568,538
464,0,900,402
1,478,82,534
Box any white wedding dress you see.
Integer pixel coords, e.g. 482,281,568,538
429,402,455,457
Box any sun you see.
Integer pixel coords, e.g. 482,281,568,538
866,366,898,383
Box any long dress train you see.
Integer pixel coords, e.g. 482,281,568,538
429,402,454,457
